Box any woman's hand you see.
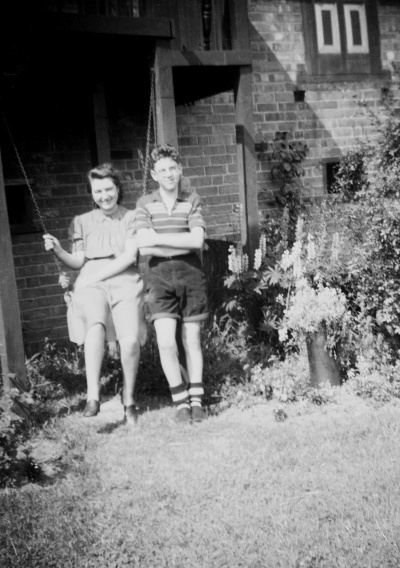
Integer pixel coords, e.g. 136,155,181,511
43,233,62,253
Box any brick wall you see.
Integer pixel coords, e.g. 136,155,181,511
176,92,240,241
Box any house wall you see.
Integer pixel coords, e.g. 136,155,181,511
248,0,400,212
3,0,400,352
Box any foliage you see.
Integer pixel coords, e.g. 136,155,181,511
329,98,400,362
331,143,372,198
209,350,338,414
222,212,293,355
0,388,40,488
345,347,400,404
256,130,310,239
202,316,271,408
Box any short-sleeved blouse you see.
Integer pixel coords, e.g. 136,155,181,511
68,206,136,258
65,205,146,346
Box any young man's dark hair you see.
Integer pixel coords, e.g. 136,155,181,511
150,144,181,168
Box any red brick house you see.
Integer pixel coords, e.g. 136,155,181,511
0,0,399,377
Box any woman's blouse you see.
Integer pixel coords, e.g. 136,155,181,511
68,206,136,259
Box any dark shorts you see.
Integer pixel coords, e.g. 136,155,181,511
146,253,208,323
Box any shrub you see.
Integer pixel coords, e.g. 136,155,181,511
0,389,40,488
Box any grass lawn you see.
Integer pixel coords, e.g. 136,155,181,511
1,391,400,568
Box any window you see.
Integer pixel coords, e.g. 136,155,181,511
322,158,341,194
315,3,341,54
343,4,368,53
302,0,383,78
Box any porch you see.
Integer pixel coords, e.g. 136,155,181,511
0,0,258,384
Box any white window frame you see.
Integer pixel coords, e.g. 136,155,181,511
314,3,341,54
344,4,369,54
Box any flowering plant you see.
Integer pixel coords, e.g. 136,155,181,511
278,279,349,348
274,216,351,349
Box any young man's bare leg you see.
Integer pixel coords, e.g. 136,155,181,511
154,317,191,422
182,321,205,421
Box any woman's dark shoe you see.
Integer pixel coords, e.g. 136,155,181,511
124,405,138,425
83,400,100,418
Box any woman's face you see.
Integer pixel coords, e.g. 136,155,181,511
91,177,119,215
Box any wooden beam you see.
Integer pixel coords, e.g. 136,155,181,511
154,40,178,149
234,65,259,257
228,0,251,50
92,82,111,165
0,147,28,391
32,12,174,38
168,49,253,67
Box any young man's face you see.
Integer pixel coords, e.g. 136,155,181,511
151,157,182,193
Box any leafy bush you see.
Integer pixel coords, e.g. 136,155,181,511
0,389,40,488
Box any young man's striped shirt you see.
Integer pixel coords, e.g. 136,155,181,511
135,189,206,234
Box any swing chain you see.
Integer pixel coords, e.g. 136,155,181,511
1,108,69,287
142,67,156,195
1,109,48,235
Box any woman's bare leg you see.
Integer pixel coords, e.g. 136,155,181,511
84,323,105,401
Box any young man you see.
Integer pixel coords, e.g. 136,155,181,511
136,145,208,423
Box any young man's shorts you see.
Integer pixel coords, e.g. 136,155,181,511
146,253,208,322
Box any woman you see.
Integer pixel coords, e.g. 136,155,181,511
43,163,146,423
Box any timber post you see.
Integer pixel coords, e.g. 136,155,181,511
154,39,178,149
234,65,259,257
0,146,28,392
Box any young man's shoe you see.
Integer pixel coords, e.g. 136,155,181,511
175,406,191,423
83,400,100,418
191,405,206,422
124,405,138,425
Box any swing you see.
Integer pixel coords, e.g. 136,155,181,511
0,67,156,300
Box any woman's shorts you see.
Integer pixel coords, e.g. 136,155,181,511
146,253,208,323
67,259,147,346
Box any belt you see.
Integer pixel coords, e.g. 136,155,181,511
86,255,116,260
151,253,196,262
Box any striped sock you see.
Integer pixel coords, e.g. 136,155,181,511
189,382,204,408
170,383,190,411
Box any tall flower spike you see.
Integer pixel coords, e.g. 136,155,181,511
307,233,316,262
295,216,304,243
254,248,262,270
331,232,340,263
242,253,249,273
259,233,267,259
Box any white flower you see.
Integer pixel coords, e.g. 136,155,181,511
259,233,267,258
254,248,262,270
307,234,316,261
331,232,340,262
278,327,288,342
58,272,70,289
281,250,292,270
228,245,249,274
